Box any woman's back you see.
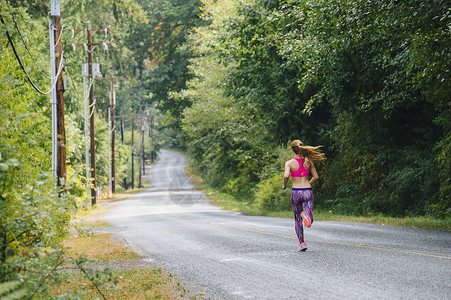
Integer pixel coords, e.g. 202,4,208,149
288,157,312,188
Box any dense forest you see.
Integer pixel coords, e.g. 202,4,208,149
179,0,449,219
0,0,449,297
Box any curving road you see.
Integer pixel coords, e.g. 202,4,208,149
105,150,451,299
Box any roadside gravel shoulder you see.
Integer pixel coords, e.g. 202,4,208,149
66,195,207,299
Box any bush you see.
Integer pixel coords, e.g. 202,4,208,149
255,173,291,211
0,156,76,297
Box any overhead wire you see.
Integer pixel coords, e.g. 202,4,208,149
3,8,112,112
64,64,83,102
84,78,96,120
87,98,96,119
53,25,64,49
4,1,56,79
88,97,96,108
0,12,64,95
87,77,94,98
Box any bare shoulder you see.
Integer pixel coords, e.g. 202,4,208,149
285,159,297,168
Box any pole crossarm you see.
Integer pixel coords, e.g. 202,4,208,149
96,77,128,80
66,28,112,32
68,42,112,47
116,114,147,119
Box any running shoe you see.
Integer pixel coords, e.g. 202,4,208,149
301,211,312,228
298,242,307,252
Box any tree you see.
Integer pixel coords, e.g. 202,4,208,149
180,0,270,197
274,0,447,216
131,0,205,127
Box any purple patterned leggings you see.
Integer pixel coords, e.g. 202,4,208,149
290,188,314,244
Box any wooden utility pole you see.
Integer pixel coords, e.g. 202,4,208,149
87,23,97,204
96,77,127,194
138,118,144,188
68,24,111,205
142,113,146,176
120,119,124,144
150,116,154,163
131,115,135,189
116,114,148,190
51,0,66,190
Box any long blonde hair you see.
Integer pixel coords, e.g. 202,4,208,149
291,140,326,163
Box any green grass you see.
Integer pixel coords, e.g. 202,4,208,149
50,266,189,299
76,220,112,228
188,170,450,231
312,211,451,231
52,186,198,300
64,233,141,260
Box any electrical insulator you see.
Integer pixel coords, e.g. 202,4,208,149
82,64,88,76
50,0,60,16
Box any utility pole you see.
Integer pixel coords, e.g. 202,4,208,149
120,118,127,189
143,108,151,175
50,0,66,190
68,24,111,205
82,61,89,198
120,119,124,144
142,116,146,176
142,124,146,175
131,115,135,189
150,115,155,163
96,77,127,195
116,114,149,190
87,23,96,204
138,118,144,188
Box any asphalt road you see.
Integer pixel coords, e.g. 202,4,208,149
105,150,451,299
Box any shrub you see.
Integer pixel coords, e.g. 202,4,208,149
255,173,291,211
0,156,76,297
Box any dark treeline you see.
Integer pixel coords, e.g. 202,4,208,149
176,0,450,218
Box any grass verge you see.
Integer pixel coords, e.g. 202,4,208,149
186,169,450,231
52,189,196,299
51,269,186,300
64,233,140,261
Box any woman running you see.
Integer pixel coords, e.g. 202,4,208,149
282,140,326,251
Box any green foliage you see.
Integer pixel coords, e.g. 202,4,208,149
219,0,330,144
129,0,205,126
270,0,449,217
0,1,151,297
63,255,119,299
0,281,27,300
179,0,273,197
179,0,450,219
0,121,74,298
255,173,291,211
0,8,69,293
183,86,265,196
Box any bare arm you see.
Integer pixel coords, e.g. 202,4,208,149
282,161,290,189
309,160,319,185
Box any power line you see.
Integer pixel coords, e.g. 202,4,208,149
5,0,54,79
69,21,113,204
64,65,82,98
0,12,63,95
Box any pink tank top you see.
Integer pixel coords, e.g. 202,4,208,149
290,157,310,178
